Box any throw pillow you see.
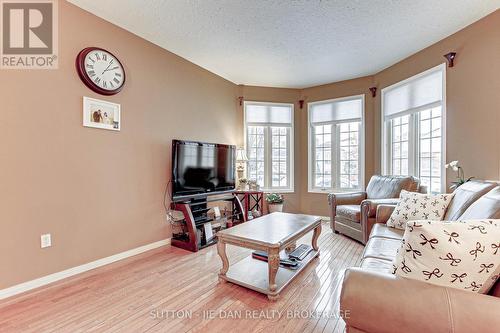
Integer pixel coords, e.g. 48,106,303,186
392,219,500,294
386,190,454,230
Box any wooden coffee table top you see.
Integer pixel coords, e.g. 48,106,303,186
217,212,321,247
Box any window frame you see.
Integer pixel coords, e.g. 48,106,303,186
307,94,366,194
243,101,294,193
381,63,447,193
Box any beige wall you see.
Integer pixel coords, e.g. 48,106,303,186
373,10,500,186
0,1,241,289
239,85,302,213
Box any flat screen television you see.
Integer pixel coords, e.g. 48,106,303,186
172,140,236,200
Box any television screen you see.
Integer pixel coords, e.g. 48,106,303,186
172,140,236,199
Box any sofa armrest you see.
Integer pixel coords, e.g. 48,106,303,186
375,204,396,224
361,198,400,217
328,191,367,206
360,199,399,243
328,192,367,232
340,268,500,333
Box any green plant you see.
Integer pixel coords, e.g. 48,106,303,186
265,193,284,204
445,160,474,190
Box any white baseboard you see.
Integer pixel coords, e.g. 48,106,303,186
0,238,171,300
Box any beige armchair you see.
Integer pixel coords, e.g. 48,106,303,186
328,175,421,244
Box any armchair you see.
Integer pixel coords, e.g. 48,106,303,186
328,175,421,244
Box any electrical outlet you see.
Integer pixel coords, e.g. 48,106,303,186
41,234,52,248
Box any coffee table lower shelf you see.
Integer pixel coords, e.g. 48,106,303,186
220,249,319,299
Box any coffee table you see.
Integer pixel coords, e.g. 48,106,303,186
216,212,322,300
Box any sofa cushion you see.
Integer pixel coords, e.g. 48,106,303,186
387,190,454,230
459,186,500,220
360,257,393,274
366,175,419,199
363,237,402,261
370,223,404,241
336,205,361,222
366,176,420,199
392,219,500,294
444,181,497,220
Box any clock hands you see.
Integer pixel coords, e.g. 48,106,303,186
101,59,114,75
103,66,120,74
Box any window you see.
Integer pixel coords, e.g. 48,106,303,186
308,95,365,192
419,107,443,193
382,64,446,193
244,102,294,192
391,115,410,176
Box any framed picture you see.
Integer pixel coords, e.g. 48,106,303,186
83,97,121,131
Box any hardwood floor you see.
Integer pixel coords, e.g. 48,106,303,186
0,222,363,333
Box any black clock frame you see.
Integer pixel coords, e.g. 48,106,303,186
76,47,126,96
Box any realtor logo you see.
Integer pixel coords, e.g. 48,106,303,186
1,0,58,69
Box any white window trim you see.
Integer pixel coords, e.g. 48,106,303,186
381,63,447,193
307,94,366,194
243,101,295,193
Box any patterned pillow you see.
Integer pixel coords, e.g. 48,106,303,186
387,190,454,230
392,219,500,294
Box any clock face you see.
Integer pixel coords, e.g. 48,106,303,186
76,47,126,95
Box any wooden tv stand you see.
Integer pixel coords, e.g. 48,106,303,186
170,193,246,252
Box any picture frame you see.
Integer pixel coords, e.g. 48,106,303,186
83,97,121,131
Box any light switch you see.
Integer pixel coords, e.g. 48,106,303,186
41,234,52,248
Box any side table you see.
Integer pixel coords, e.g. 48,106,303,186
233,190,264,221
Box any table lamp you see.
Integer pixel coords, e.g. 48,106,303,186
235,147,248,180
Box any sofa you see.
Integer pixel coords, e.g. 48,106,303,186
340,180,500,333
328,175,422,244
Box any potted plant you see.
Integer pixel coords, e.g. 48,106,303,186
266,193,284,213
445,160,474,190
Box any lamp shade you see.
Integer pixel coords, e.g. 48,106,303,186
236,148,248,162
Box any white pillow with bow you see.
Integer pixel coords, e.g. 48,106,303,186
387,190,454,230
392,219,500,294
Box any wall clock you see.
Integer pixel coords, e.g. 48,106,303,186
76,47,126,95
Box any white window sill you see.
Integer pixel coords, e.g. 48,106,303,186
261,188,295,194
307,189,362,194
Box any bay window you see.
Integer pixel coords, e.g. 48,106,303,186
308,95,365,192
382,64,446,193
244,102,294,192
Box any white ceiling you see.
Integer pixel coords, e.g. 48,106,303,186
68,0,499,88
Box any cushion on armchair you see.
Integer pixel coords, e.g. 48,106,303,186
336,205,361,222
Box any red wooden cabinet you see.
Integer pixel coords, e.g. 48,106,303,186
233,191,264,221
